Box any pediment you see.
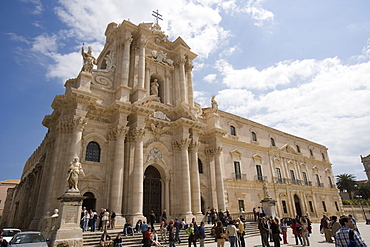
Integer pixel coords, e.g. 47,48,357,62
280,144,299,154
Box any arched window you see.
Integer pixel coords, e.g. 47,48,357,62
251,132,257,141
230,126,236,136
86,141,101,162
296,145,301,153
271,138,276,146
309,149,313,157
198,158,203,174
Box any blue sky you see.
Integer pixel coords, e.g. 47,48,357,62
1,0,370,182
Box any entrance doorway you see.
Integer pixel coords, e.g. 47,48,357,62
143,166,162,222
83,192,96,211
294,194,302,217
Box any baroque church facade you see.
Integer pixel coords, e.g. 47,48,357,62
2,20,342,230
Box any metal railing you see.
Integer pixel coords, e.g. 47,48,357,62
232,173,247,180
255,175,267,182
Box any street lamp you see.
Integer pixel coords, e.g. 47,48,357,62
355,195,369,224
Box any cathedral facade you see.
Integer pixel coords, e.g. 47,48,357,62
2,20,342,230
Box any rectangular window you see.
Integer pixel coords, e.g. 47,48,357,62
282,200,288,214
322,201,327,212
302,172,308,185
234,161,241,180
328,177,334,188
276,168,282,182
335,201,339,211
309,201,314,212
290,170,296,184
256,165,263,181
238,200,245,212
316,174,322,187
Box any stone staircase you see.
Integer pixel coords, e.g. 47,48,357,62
83,222,259,246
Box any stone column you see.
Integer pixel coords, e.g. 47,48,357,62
214,147,226,211
186,61,194,107
138,36,146,90
177,138,192,216
189,139,202,215
178,55,187,103
68,117,86,162
164,178,170,214
165,74,171,105
121,32,133,87
109,125,128,215
145,66,150,96
131,128,145,219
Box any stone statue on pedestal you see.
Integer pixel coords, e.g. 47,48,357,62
211,96,218,113
81,46,97,73
67,157,85,191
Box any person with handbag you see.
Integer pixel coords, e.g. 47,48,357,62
215,221,226,247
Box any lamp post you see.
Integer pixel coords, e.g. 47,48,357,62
355,195,368,223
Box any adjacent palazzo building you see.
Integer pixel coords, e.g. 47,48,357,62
2,20,342,230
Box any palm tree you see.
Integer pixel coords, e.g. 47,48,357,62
336,173,357,199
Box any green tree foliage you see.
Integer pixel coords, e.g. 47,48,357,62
336,173,357,199
357,183,370,199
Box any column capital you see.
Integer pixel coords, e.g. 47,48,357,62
205,146,222,157
189,139,199,151
172,138,190,149
58,117,87,133
128,127,145,141
108,125,129,140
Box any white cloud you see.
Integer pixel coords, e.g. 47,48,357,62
203,74,218,84
214,55,370,179
21,0,44,15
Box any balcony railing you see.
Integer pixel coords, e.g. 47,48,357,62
304,181,312,186
232,173,247,180
291,179,302,185
330,184,336,189
255,175,267,182
316,182,324,187
274,177,288,184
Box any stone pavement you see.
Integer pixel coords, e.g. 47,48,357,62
203,222,369,247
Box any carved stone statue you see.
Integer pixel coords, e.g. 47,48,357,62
211,96,218,113
81,46,97,73
151,79,159,96
67,157,85,191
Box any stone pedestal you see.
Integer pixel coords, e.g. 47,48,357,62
76,71,92,92
50,191,85,247
261,197,277,217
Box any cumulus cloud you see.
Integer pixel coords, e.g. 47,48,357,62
204,74,218,84
21,0,44,15
212,54,370,178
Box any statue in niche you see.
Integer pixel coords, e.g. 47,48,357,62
81,46,97,73
67,157,85,191
151,79,159,96
211,95,218,113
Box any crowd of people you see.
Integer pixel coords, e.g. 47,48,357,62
78,206,367,247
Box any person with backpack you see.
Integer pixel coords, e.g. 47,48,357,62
335,216,367,247
291,219,303,246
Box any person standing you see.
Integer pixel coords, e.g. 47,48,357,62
143,226,152,247
174,218,182,243
185,223,197,247
280,218,288,244
270,218,281,247
167,221,177,247
215,221,226,247
110,211,116,230
198,221,206,247
236,218,245,247
320,215,333,243
150,210,156,231
330,216,342,241
291,219,303,246
226,221,238,247
301,218,310,246
258,217,270,247
141,221,149,237
335,216,367,247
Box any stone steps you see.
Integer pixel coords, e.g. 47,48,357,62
83,222,260,246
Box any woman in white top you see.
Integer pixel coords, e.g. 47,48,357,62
151,230,162,247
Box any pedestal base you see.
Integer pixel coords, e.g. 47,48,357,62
260,197,277,217
50,192,85,247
